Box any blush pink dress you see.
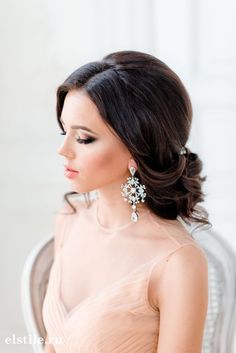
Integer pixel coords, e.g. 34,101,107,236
42,199,200,353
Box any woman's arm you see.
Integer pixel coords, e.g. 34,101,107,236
154,244,208,353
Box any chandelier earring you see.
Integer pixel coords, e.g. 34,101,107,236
120,159,147,222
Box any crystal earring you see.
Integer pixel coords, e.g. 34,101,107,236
120,162,147,222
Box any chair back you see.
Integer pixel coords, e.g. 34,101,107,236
189,225,236,353
21,233,54,353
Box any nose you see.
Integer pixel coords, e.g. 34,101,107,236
57,140,75,158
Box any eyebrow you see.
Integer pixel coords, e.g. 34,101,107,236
60,119,98,135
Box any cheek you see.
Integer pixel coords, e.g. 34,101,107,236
80,142,128,179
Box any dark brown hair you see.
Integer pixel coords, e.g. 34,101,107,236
56,50,211,232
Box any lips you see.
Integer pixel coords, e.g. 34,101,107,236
64,165,79,172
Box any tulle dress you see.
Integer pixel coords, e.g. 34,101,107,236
42,198,200,353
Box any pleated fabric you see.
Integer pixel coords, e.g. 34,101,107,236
42,199,198,353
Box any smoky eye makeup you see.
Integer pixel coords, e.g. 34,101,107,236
76,137,96,144
59,130,96,144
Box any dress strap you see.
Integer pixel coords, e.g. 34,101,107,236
145,242,202,312
147,242,201,284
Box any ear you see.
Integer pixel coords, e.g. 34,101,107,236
128,158,138,170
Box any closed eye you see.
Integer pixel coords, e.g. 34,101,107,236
60,131,95,144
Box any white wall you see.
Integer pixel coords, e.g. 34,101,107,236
0,0,235,352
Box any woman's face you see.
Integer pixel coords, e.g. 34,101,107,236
57,89,132,193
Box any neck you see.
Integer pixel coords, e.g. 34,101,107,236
95,187,149,229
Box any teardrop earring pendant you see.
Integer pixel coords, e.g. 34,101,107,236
120,165,147,222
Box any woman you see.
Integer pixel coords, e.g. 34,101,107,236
43,50,211,353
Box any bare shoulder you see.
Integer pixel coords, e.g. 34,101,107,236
153,242,208,309
152,241,209,352
163,242,208,277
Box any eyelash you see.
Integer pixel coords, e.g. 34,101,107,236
60,131,95,144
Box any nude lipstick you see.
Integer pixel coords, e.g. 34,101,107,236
64,166,79,179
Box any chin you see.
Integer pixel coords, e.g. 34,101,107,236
71,184,95,194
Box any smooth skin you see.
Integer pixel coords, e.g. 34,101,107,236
57,88,148,228
152,244,208,352
44,89,208,353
